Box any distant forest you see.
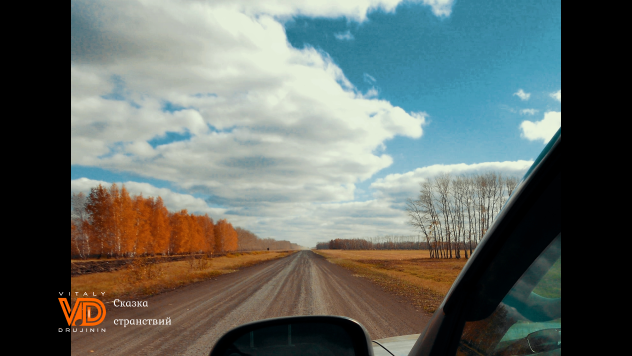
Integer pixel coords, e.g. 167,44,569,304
316,235,432,250
71,183,300,259
316,172,521,259
236,228,302,251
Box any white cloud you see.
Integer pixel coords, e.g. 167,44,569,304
418,0,455,16
70,0,457,246
550,89,561,102
513,89,531,101
363,73,377,84
520,111,561,144
71,178,227,217
217,0,455,20
71,0,425,206
334,30,355,41
520,109,539,116
363,87,379,98
371,160,533,203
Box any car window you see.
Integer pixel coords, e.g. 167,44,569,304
457,234,561,356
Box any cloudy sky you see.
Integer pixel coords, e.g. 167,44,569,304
71,0,561,247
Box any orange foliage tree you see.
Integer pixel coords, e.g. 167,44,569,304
214,219,238,253
169,210,190,255
197,214,215,255
131,195,152,255
74,183,250,258
149,197,171,255
85,184,112,257
117,186,136,256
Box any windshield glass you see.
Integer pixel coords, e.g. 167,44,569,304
69,1,561,354
457,234,561,356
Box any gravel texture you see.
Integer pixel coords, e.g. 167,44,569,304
71,250,431,355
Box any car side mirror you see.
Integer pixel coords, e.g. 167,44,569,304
209,315,375,356
526,328,561,353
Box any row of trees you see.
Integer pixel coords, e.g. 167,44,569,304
315,172,520,259
406,172,520,259
315,237,473,251
72,183,249,258
316,236,429,250
236,228,302,251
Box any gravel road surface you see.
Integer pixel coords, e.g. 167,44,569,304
71,250,431,355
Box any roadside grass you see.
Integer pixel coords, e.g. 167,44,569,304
313,250,467,313
71,251,296,303
71,250,277,263
71,255,178,263
313,250,433,260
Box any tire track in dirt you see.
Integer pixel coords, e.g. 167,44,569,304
71,251,430,356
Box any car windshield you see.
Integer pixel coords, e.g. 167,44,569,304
457,234,561,356
70,1,560,355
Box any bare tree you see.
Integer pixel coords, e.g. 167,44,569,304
71,192,90,259
421,180,443,258
504,176,520,204
435,174,454,258
463,175,477,256
452,176,468,258
406,197,433,256
406,171,521,259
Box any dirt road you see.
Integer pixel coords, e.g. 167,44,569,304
71,250,431,355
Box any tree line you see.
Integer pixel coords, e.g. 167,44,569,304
315,172,520,259
71,183,296,259
406,172,520,259
236,228,302,251
316,236,430,250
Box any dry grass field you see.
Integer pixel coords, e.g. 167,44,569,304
70,250,295,263
71,251,296,303
314,250,468,313
314,250,433,260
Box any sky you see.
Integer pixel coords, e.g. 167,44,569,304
70,0,561,247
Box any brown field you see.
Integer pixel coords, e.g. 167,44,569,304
70,251,296,303
314,250,432,260
313,250,468,313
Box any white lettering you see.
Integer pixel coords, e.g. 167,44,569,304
114,318,168,327
113,299,148,307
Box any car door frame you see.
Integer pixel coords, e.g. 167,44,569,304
408,129,562,356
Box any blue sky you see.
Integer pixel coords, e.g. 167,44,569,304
71,0,561,246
